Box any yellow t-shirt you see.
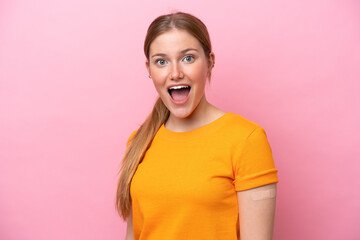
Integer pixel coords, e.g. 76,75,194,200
128,112,278,240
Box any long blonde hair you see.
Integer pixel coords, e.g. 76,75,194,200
115,12,213,221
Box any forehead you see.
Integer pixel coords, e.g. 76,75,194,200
149,29,202,55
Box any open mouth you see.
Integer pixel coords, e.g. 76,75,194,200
168,85,191,101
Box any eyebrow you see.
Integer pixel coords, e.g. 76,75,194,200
151,48,198,58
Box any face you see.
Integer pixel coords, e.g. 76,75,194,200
146,29,214,119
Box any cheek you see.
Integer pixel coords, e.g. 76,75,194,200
187,63,208,85
150,67,168,82
150,67,163,83
151,77,166,95
152,79,161,91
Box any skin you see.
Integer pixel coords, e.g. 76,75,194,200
237,183,277,240
145,29,224,132
126,29,277,240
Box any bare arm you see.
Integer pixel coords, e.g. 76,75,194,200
237,183,277,240
125,206,135,240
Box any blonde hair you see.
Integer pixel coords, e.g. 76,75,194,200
115,12,213,220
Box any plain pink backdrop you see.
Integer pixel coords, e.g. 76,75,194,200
1,0,359,239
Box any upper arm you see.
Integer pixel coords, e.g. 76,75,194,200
237,183,277,240
125,206,135,240
232,127,278,192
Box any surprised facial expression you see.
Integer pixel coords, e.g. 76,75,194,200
146,29,213,119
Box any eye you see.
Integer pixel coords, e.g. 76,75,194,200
155,59,167,66
183,55,195,63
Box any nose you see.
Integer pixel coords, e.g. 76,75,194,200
170,63,184,80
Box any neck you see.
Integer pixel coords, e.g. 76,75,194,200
165,96,225,132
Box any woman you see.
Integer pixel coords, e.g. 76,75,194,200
116,12,279,240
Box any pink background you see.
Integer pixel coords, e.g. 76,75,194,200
1,0,359,239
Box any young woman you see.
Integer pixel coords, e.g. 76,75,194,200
116,12,279,240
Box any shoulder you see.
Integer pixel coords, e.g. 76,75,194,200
222,112,264,139
126,130,138,147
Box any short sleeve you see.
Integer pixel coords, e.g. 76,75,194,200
126,130,137,148
232,127,279,191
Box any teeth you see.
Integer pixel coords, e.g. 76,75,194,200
169,85,190,90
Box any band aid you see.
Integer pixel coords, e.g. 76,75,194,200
251,188,276,201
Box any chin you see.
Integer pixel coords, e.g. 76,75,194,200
168,107,194,119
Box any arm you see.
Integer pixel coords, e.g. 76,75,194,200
125,206,135,240
237,183,277,240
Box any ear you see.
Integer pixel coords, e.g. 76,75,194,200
206,52,216,81
209,52,215,69
145,59,151,76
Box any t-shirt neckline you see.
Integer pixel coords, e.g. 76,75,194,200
157,112,234,142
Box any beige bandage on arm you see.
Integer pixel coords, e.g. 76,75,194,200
251,188,276,201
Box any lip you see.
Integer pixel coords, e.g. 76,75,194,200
167,83,191,89
167,84,191,105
